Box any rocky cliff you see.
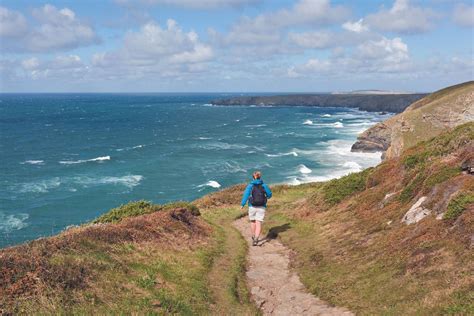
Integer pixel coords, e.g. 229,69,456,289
211,93,427,113
352,81,474,159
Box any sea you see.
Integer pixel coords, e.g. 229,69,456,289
0,93,392,248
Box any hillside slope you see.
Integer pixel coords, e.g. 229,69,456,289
198,122,474,315
0,202,256,314
352,81,474,158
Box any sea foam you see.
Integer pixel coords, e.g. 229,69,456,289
60,156,111,164
0,212,29,233
21,160,44,165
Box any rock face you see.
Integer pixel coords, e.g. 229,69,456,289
402,196,432,224
212,93,427,113
351,122,391,153
352,81,474,159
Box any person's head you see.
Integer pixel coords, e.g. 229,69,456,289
252,171,261,180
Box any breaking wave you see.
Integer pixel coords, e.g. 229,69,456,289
265,151,298,157
298,164,312,174
21,160,44,165
0,212,29,233
197,180,221,191
60,156,111,164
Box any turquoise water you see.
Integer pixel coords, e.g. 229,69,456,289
0,93,391,248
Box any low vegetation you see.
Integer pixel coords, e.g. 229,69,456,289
443,191,474,220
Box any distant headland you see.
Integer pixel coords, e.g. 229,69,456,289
211,93,427,113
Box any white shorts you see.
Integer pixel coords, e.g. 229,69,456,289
248,206,266,222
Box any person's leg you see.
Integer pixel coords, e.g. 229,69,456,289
255,220,262,239
250,220,256,237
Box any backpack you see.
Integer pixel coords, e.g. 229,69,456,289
249,184,267,207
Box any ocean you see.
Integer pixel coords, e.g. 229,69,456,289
0,93,392,248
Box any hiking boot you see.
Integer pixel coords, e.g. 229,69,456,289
252,237,258,246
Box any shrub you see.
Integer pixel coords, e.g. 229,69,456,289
403,151,430,169
322,168,372,205
443,192,474,220
93,201,154,224
399,173,425,203
92,201,200,224
424,166,460,189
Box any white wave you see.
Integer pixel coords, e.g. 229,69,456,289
298,164,312,174
342,161,362,171
197,180,221,190
117,144,145,151
197,137,212,140
75,175,143,189
244,124,266,128
0,212,29,233
321,114,332,117
197,142,249,150
60,155,111,164
333,122,344,128
21,160,44,165
19,177,61,193
202,103,214,107
265,151,298,157
303,119,313,125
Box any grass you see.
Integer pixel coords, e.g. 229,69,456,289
322,168,372,205
201,206,259,314
443,192,474,220
93,200,199,224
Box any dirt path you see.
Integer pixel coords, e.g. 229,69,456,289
233,218,354,315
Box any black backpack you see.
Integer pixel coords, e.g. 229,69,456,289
249,184,267,207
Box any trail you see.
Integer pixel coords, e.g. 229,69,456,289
233,217,353,315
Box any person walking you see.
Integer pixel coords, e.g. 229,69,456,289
241,171,272,246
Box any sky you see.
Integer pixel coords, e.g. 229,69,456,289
0,0,473,92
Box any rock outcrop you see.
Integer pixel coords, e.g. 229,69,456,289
352,81,474,159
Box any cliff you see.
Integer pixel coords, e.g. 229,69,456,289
352,81,474,158
211,93,427,113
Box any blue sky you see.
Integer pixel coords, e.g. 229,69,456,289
1,0,472,92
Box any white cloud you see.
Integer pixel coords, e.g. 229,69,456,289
116,0,260,9
357,37,408,64
19,54,87,80
0,6,28,37
91,19,214,80
288,36,411,77
342,19,368,33
121,20,213,63
453,3,474,27
224,0,349,46
288,31,336,49
0,4,99,53
365,0,438,34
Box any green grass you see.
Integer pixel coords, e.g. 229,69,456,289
443,192,474,220
399,172,426,203
424,166,460,189
93,200,199,224
322,168,372,205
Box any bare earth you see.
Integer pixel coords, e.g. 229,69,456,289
233,218,354,316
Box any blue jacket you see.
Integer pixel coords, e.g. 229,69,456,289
241,179,272,207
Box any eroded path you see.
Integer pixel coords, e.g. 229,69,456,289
233,218,353,316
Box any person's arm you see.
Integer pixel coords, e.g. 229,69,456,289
241,184,252,207
263,184,272,199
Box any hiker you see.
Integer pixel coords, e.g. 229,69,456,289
241,171,272,246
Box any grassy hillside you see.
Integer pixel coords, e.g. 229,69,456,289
199,123,474,315
0,202,257,314
352,81,474,159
